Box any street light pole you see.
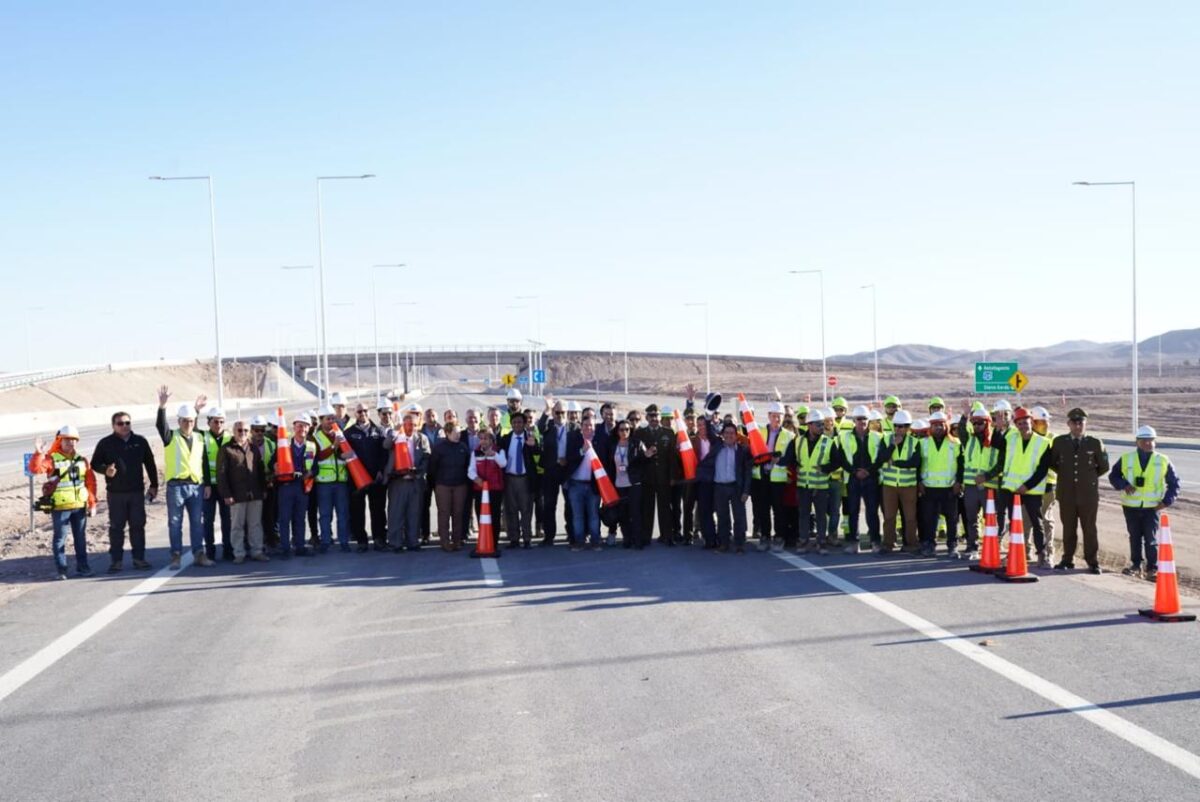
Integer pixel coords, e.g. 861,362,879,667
860,283,878,403
150,175,224,406
371,264,406,397
790,270,828,403
1073,180,1138,434
684,302,710,394
315,174,374,403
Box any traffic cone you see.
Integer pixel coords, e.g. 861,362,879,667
331,421,373,491
588,446,620,507
1138,514,1195,622
673,409,697,481
970,489,1002,573
996,493,1038,583
274,407,295,479
737,393,772,465
471,481,500,558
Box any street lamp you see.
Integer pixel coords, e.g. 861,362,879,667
371,263,406,396
859,284,878,403
394,302,418,394
1073,180,1138,433
790,270,828,403
316,174,375,402
684,302,710,394
150,175,224,406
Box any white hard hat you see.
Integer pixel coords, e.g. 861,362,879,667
306,409,319,420
404,403,423,416
506,388,523,400
991,399,1012,413
807,409,824,423
928,411,947,423
177,404,197,420
868,409,883,421
250,415,269,428
822,409,835,421
206,407,225,419
330,392,346,406
292,411,311,424
970,407,990,420
913,418,930,431
851,405,871,419
767,401,785,415
566,400,581,413
317,405,336,418
377,397,391,410
1136,425,1157,439
892,410,913,426
57,424,80,439
1031,406,1051,422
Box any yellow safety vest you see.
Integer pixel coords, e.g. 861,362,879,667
204,431,231,485
795,434,833,490
962,434,999,489
50,453,89,510
755,426,795,482
1119,451,1168,508
880,436,918,488
920,436,959,488
165,430,205,483
313,430,348,483
1001,433,1050,495
839,430,882,468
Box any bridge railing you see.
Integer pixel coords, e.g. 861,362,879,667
278,344,535,356
0,364,109,392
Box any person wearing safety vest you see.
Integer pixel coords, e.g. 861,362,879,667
780,410,838,554
751,401,795,550
313,405,353,553
499,388,523,435
879,410,920,553
155,385,215,570
1109,425,1181,581
837,406,885,554
917,412,963,557
988,406,1053,567
819,409,845,546
958,404,997,562
30,425,98,579
1029,406,1058,565
199,402,232,561
270,411,317,558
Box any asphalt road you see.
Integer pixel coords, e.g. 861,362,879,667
2,389,1199,800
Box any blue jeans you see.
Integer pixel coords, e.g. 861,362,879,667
51,508,89,572
167,482,205,555
316,482,351,546
567,480,600,545
277,480,309,552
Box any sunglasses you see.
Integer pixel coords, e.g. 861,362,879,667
115,420,131,427
234,428,248,433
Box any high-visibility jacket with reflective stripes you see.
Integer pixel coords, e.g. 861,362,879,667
919,436,959,488
1001,433,1050,495
313,430,349,483
962,433,999,489
1118,451,1168,508
755,426,795,482
794,434,834,490
50,453,90,510
204,430,231,485
165,430,205,484
880,436,918,487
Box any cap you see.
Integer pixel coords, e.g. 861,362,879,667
831,396,847,410
767,401,785,415
928,411,947,423
851,405,870,419
57,424,80,439
177,404,197,420
704,392,722,412
206,407,225,420
1013,406,1031,421
1031,406,1051,422
1067,407,1088,421
928,396,945,409
250,415,269,428
1136,425,1157,439
807,409,824,423
991,399,1013,413
645,403,659,414
892,410,913,426
506,388,523,401
884,395,901,407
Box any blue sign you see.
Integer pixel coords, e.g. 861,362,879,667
517,376,529,385
532,369,546,383
23,452,35,478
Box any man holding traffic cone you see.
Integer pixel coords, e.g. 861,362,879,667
313,406,353,553
1138,514,1195,621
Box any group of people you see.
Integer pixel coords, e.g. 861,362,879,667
29,386,1180,581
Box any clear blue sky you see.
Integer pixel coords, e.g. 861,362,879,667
3,1,1197,372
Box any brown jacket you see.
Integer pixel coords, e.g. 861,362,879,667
1048,433,1109,504
216,440,267,503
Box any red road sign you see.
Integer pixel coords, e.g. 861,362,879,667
827,375,838,388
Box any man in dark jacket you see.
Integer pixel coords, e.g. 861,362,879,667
345,402,388,552
91,410,158,571
216,420,269,564
498,413,539,548
538,397,572,545
635,404,679,545
706,421,753,552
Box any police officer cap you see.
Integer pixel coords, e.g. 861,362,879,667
1067,407,1088,421
704,392,722,413
644,403,659,414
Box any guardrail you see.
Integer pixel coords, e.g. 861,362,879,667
277,344,535,356
0,364,109,392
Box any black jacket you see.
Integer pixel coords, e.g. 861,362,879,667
563,429,592,485
429,438,472,486
90,432,158,493
601,438,649,486
497,431,538,475
701,442,753,496
539,419,572,479
345,420,388,477
633,424,678,484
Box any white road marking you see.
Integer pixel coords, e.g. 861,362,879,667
481,557,503,587
0,551,194,705
771,552,1200,780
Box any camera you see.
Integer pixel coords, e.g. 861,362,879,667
1134,476,1145,488
33,497,55,514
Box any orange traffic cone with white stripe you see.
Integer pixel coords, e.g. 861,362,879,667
1138,514,1195,622
471,481,500,558
737,393,772,465
587,445,620,507
673,410,697,481
970,489,1002,573
997,493,1038,583
331,421,373,491
274,407,295,479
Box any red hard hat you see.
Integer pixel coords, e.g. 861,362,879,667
1013,406,1031,421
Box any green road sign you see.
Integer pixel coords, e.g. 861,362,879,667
975,362,1019,394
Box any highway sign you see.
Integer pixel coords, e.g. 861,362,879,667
827,375,838,388
975,362,1019,394
23,453,34,478
1009,370,1029,393
517,376,529,385
532,369,546,383
501,373,516,387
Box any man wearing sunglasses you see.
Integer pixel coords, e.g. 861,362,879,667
91,412,159,572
